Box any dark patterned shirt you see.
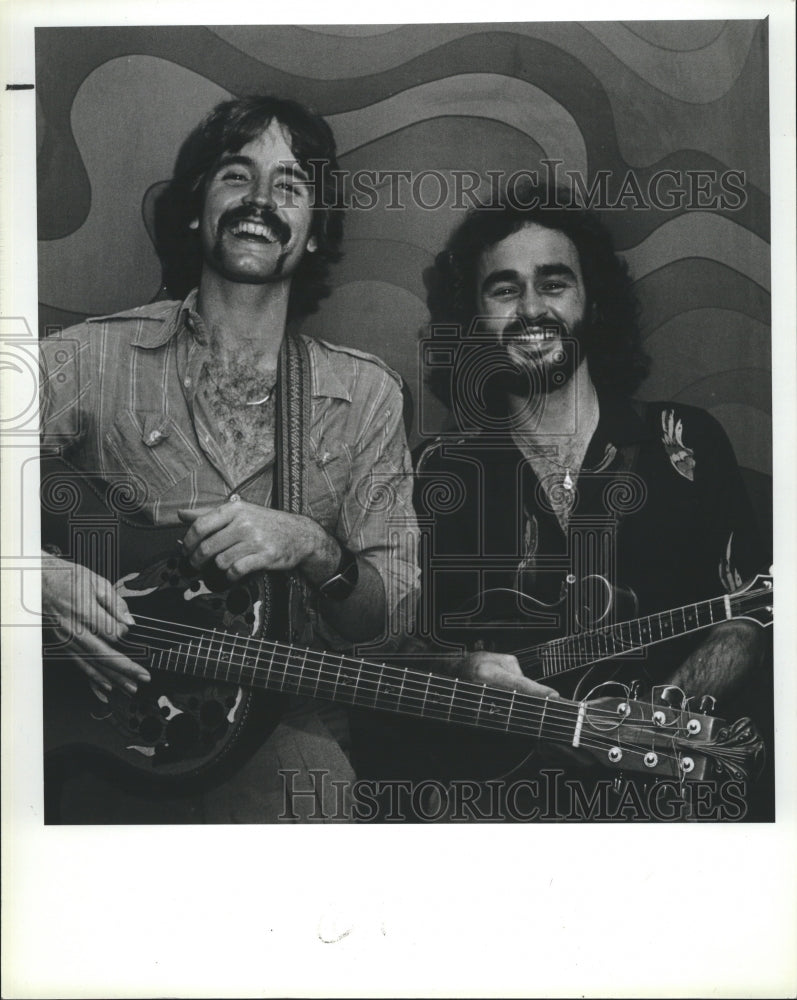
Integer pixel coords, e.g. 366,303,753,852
414,395,769,692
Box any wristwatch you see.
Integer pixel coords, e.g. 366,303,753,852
318,543,359,601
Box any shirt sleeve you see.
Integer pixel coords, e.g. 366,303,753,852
694,408,770,594
336,368,420,638
39,326,93,452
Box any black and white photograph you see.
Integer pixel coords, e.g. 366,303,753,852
2,2,795,997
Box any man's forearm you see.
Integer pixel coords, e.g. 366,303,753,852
666,620,765,702
296,522,389,642
317,556,388,643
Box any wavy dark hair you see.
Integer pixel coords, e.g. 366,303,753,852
154,95,344,320
426,181,649,405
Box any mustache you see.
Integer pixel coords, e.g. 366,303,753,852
217,205,292,246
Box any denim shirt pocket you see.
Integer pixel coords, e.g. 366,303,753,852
104,410,202,506
307,437,352,531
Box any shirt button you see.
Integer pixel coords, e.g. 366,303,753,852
146,430,162,445
184,377,192,387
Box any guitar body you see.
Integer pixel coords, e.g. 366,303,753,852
445,582,643,699
41,459,289,798
41,459,769,819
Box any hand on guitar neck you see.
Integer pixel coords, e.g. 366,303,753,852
41,553,151,694
458,650,559,699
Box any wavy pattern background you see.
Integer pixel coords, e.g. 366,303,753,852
36,22,771,506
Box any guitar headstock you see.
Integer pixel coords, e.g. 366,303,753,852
731,572,774,628
577,696,766,783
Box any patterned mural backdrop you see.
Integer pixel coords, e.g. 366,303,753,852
35,21,771,536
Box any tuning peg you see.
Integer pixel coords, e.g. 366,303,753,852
699,695,717,715
627,679,641,700
658,685,684,708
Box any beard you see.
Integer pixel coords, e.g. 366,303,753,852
448,314,592,432
493,313,590,398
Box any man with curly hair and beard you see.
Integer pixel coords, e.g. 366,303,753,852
39,96,418,823
351,181,772,820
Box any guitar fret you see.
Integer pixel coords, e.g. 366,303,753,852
293,648,311,696
421,673,432,716
240,634,255,682
334,654,359,704
397,668,407,712
331,654,343,699
194,635,207,678
506,690,516,730
223,637,234,680
537,696,548,739
448,679,458,722
476,685,486,725
204,633,215,678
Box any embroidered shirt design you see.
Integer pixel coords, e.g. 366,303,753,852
719,531,744,593
661,408,696,481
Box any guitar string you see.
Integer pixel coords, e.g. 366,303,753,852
121,605,741,736
123,610,702,733
119,614,705,763
513,585,773,672
117,632,689,768
107,632,705,773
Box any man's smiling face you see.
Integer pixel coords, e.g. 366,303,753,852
196,119,316,285
476,222,590,386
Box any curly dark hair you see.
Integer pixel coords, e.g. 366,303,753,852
154,95,344,320
425,181,649,405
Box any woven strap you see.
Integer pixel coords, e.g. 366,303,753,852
275,332,311,516
274,333,312,638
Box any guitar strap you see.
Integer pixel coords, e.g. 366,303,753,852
274,331,312,641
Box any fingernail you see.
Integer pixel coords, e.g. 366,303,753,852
123,612,135,626
138,672,151,683
124,680,137,694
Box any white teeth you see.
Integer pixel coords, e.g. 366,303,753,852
512,328,558,343
230,221,276,241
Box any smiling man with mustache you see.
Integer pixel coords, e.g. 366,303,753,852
39,96,419,823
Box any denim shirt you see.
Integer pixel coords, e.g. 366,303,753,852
40,292,420,648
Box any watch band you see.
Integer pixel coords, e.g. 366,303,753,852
318,543,359,601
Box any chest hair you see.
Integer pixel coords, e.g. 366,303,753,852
198,358,277,484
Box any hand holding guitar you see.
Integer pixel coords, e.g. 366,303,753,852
178,501,339,586
41,553,151,694
459,650,560,699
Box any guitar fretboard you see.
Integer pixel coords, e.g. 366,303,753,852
535,585,773,679
140,623,570,743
